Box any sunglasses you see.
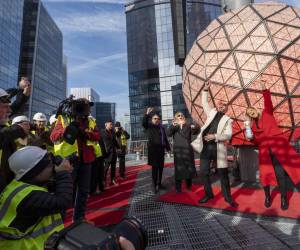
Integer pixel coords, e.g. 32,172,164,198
176,114,184,118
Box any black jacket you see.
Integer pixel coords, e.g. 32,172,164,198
10,171,73,233
142,114,170,166
167,123,199,180
101,129,119,162
0,93,30,192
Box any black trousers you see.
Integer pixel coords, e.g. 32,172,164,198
200,144,232,199
264,151,289,198
175,178,192,192
104,154,117,183
118,155,126,178
151,164,164,187
90,157,105,193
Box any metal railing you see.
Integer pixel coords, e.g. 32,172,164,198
126,139,174,161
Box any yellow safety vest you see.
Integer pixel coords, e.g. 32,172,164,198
54,115,102,158
121,133,127,147
0,179,64,250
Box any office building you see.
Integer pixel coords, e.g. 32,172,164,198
18,0,66,118
126,0,222,140
63,55,68,89
70,87,100,117
0,0,24,90
121,113,131,135
95,102,116,129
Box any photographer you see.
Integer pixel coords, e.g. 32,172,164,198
0,146,73,249
50,98,100,222
115,122,130,179
0,77,31,192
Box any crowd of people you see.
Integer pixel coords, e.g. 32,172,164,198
1,75,300,249
0,77,132,249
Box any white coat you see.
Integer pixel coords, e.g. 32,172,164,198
195,90,233,169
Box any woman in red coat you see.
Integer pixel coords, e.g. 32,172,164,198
245,79,300,210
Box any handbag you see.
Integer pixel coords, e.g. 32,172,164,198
191,134,202,153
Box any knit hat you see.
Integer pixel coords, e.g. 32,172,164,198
8,146,48,180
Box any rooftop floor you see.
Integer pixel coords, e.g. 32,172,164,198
127,167,300,250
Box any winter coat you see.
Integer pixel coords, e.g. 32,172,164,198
167,123,199,180
251,89,300,187
142,114,170,167
196,90,233,168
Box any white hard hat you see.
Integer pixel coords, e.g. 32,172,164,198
12,115,30,125
49,114,57,126
33,112,47,122
8,146,47,180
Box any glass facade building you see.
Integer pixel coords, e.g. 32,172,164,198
95,102,116,129
126,0,222,140
19,0,66,119
0,0,24,90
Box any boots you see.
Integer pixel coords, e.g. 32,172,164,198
264,186,271,208
281,195,288,210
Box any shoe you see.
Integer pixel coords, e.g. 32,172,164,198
225,198,238,208
159,184,166,190
176,188,182,193
198,195,214,204
281,196,288,210
111,179,117,186
264,195,271,208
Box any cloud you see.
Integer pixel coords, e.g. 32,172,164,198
54,10,126,33
69,52,127,73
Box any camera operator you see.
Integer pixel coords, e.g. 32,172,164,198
0,77,31,192
114,122,130,180
31,112,54,153
0,146,73,249
50,98,100,222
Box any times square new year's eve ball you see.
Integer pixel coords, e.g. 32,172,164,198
183,2,300,144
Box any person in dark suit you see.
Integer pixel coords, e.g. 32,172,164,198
102,121,119,185
142,108,170,193
167,112,200,193
90,134,107,194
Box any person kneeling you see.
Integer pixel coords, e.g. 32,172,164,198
0,146,73,249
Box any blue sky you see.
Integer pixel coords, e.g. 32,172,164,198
43,0,299,121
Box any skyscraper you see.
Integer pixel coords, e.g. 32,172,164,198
126,0,222,140
0,0,24,90
19,0,66,119
95,102,116,129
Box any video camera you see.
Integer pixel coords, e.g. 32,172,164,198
45,217,148,250
56,95,94,118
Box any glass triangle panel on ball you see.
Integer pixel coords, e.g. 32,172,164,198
253,3,286,19
274,100,292,127
269,7,298,25
282,38,300,60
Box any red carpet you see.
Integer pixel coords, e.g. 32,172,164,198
64,163,158,227
159,184,300,219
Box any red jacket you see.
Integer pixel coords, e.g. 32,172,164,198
50,117,100,164
251,89,300,186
